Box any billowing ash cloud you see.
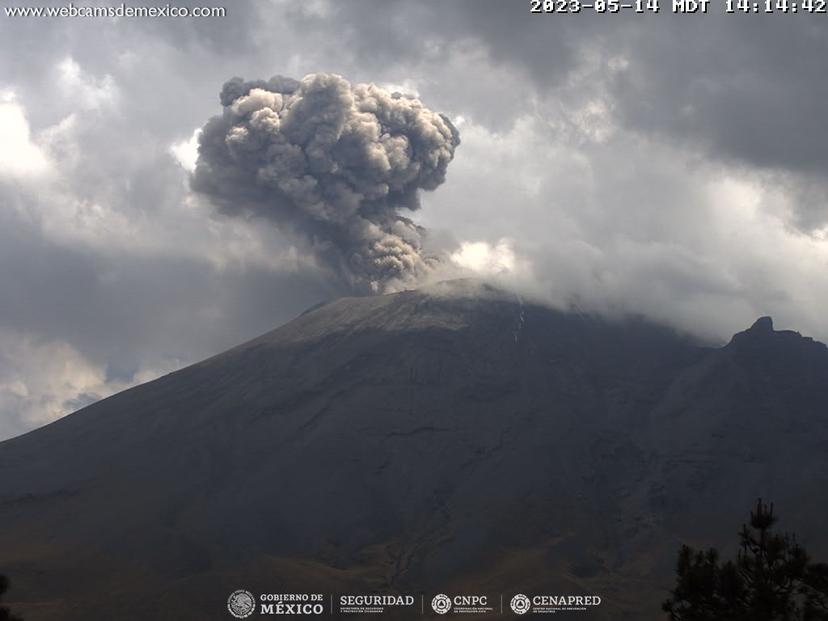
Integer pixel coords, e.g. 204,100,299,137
192,72,460,292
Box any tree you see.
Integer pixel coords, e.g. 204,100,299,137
0,575,22,621
663,499,828,620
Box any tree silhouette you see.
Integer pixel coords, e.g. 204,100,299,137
0,575,22,621
663,499,828,620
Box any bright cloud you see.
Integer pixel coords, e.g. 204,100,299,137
0,95,51,178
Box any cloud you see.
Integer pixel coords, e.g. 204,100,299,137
450,239,521,276
305,3,828,227
0,329,110,439
0,95,50,178
170,128,202,173
57,57,118,110
0,328,178,441
424,113,828,342
192,72,461,293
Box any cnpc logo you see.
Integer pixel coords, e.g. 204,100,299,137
431,594,452,614
431,593,490,614
510,594,531,615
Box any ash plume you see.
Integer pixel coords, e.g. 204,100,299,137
192,72,460,292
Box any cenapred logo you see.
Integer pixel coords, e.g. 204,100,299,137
227,589,256,619
510,593,602,615
432,593,452,614
510,594,531,615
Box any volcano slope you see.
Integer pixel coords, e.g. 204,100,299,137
1,280,827,620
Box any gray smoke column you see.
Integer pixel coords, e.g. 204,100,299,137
192,72,460,292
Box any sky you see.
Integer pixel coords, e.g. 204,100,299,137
1,0,827,439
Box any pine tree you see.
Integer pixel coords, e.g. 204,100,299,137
663,499,828,620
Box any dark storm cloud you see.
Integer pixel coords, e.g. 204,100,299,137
193,72,460,292
305,2,828,224
607,18,828,171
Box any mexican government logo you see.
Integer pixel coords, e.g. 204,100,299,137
227,589,256,619
227,589,325,616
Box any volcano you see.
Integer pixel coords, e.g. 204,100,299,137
2,279,828,620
